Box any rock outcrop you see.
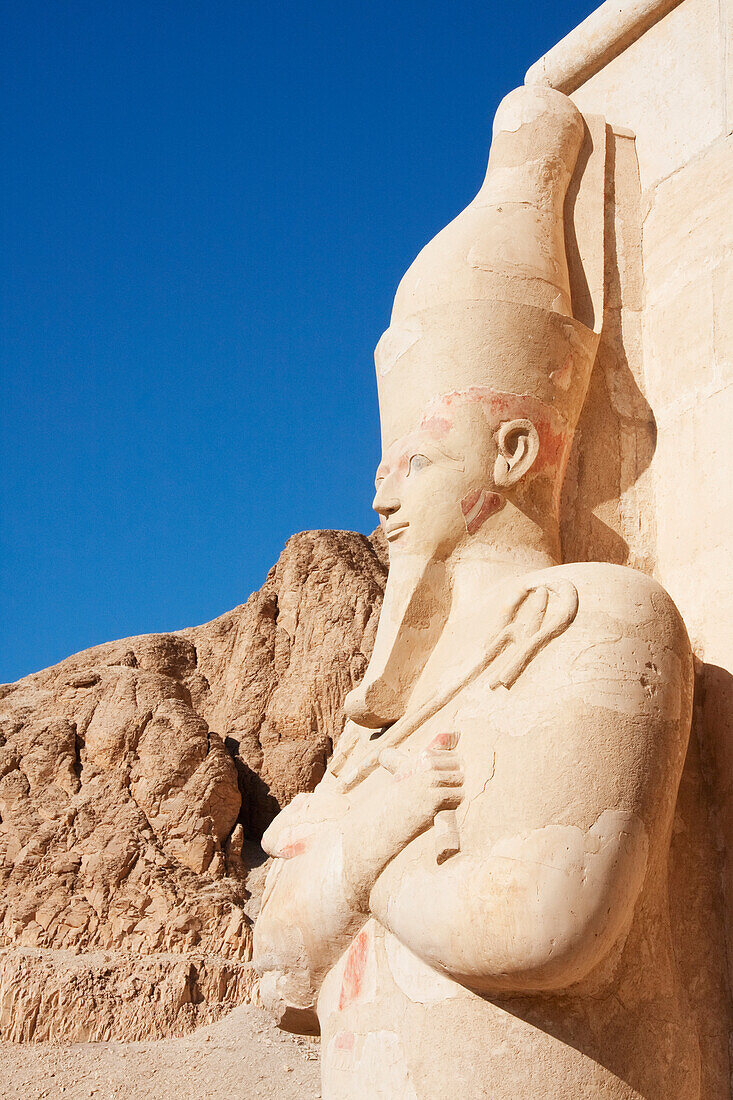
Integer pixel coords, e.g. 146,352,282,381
0,529,386,1041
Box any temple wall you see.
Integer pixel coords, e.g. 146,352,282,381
531,0,733,1092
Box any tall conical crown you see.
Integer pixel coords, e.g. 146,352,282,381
375,85,603,461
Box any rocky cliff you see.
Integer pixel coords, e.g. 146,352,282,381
0,529,387,1041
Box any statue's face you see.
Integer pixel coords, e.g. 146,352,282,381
373,404,504,558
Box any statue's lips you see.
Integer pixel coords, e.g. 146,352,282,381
385,522,409,541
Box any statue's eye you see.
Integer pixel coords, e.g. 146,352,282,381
408,453,431,474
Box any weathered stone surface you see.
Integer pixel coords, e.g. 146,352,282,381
0,948,257,1043
0,528,386,1041
185,528,387,841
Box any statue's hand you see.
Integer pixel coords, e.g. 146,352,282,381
377,732,464,840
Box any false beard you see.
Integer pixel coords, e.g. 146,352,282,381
344,551,449,729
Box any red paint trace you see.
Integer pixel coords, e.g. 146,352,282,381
334,1030,356,1051
339,928,370,1010
460,488,504,534
423,386,572,479
430,731,457,750
276,830,312,859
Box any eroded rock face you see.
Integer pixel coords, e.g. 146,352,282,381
187,529,387,842
0,529,386,1040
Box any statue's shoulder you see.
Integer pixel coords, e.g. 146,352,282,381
488,563,695,742
520,560,693,689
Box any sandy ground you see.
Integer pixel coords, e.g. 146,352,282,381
0,1004,321,1100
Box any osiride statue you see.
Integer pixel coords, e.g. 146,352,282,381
253,84,699,1100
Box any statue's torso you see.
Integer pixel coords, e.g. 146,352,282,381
317,916,698,1100
275,563,701,1098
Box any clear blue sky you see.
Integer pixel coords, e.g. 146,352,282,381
1,0,597,682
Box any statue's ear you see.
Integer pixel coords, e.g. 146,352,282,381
493,419,540,489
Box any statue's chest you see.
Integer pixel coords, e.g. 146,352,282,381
346,672,533,815
336,575,584,807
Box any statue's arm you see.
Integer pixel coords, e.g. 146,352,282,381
253,747,461,1032
369,630,693,995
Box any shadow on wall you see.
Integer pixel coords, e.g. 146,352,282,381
695,661,733,1007
561,127,657,570
671,668,733,1099
558,121,733,1095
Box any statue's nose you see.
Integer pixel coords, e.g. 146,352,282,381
372,479,400,516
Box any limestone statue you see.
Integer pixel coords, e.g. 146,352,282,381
253,84,699,1099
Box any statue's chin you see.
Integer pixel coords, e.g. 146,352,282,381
344,678,402,729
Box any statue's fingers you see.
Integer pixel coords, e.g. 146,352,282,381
379,747,408,775
428,749,461,770
432,768,464,787
435,788,463,811
429,731,460,751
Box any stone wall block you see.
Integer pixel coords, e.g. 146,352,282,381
642,135,733,306
571,0,726,190
712,256,733,383
643,274,717,410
